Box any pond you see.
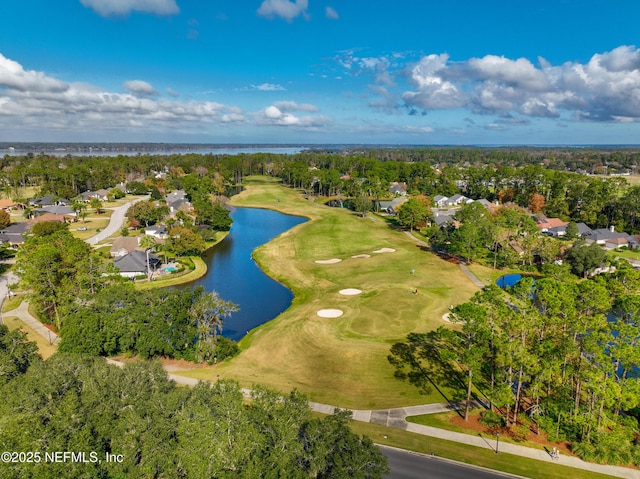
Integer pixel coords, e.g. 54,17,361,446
177,207,306,341
495,273,523,289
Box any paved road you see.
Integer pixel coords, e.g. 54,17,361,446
381,446,528,479
86,195,149,245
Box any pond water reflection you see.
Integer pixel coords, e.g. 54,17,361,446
177,207,306,340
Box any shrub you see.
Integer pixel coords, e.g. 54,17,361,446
212,336,239,362
479,410,505,428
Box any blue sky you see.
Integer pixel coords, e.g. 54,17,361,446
1,0,640,144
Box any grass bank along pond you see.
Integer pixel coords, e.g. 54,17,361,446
177,207,307,340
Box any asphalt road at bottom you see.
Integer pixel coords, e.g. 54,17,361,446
380,445,528,479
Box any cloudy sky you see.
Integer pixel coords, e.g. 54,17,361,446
1,0,640,144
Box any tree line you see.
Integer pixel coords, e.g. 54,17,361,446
0,341,388,479
389,265,640,466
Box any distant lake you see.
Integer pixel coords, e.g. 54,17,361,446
0,146,306,157
177,207,306,340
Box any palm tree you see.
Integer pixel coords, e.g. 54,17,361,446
139,234,157,281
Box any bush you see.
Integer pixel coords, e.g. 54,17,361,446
213,336,239,362
479,410,505,428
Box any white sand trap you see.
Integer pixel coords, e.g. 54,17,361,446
317,309,344,318
339,288,362,296
351,254,371,259
442,313,452,322
315,258,342,264
372,248,396,254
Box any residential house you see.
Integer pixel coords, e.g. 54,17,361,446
114,250,161,278
389,182,408,196
533,215,568,233
546,222,592,238
0,222,31,247
377,197,407,214
33,205,75,217
165,190,192,214
433,212,455,228
444,194,472,206
0,199,26,212
110,237,141,257
28,213,72,224
433,195,448,207
583,226,635,249
29,194,69,207
144,224,168,239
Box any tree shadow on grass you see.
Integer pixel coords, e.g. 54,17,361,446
388,329,471,418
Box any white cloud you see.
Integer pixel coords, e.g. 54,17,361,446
0,53,68,93
325,7,339,20
253,83,287,91
257,0,309,22
79,0,179,17
123,80,158,96
401,45,640,122
256,101,328,128
273,100,318,112
0,52,246,136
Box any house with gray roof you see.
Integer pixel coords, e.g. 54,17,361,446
0,222,31,247
433,195,448,207
445,194,472,206
114,250,161,278
377,197,407,214
583,227,634,249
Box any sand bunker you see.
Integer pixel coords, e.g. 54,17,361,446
315,258,342,264
372,248,396,254
317,309,344,318
351,254,371,259
442,313,452,322
339,288,362,296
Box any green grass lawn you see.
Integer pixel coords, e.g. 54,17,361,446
1,294,23,313
2,315,58,359
177,177,482,409
135,256,208,290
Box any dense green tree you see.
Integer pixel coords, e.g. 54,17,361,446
190,288,238,363
565,240,608,278
0,325,40,385
396,198,430,231
168,226,206,256
0,356,388,478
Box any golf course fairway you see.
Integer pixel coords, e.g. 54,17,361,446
177,177,482,409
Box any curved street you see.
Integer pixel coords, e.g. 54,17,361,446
86,195,149,245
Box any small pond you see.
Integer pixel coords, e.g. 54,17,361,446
495,273,523,289
177,207,306,340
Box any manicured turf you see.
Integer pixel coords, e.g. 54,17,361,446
347,421,619,479
177,177,481,409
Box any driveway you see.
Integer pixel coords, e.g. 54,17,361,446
86,195,149,245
